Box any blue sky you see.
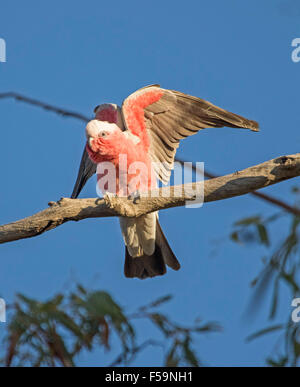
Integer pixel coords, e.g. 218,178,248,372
0,0,299,366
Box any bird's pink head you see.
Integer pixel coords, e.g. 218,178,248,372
86,103,127,164
85,118,123,163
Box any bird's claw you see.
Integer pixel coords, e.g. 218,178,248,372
128,190,141,204
104,192,117,207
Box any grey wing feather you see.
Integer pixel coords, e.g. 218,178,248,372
143,87,259,183
71,147,96,198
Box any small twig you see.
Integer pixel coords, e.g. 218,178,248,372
0,92,90,122
109,339,163,367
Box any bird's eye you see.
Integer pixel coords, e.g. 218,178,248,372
99,132,107,137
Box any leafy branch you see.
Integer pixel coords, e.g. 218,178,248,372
231,187,300,366
1,286,220,367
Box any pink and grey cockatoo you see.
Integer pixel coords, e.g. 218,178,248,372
71,85,259,279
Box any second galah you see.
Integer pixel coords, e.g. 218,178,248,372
72,85,259,279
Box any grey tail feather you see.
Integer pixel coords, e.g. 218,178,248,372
124,219,180,279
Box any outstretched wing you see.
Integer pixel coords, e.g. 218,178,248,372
122,85,259,184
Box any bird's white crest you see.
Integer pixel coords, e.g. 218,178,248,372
86,120,119,141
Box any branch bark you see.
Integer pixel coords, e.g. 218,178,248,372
176,158,300,217
1,153,300,245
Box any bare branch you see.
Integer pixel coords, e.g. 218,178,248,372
176,158,300,218
0,92,90,122
1,153,300,245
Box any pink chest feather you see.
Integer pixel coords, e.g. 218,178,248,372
88,132,155,196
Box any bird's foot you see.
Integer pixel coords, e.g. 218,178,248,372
128,190,141,204
104,192,118,208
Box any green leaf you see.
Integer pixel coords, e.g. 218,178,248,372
293,339,300,358
183,336,199,367
139,295,172,311
195,322,222,333
165,341,179,367
76,284,87,295
230,231,240,243
266,356,288,367
269,278,280,319
246,324,284,342
85,291,125,321
257,224,269,246
234,216,261,226
149,313,172,336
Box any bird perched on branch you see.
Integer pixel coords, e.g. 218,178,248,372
71,85,259,279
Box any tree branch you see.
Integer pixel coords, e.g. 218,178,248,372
176,158,300,218
0,92,90,122
1,90,299,218
1,153,300,245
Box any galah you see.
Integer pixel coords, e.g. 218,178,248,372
71,85,259,279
